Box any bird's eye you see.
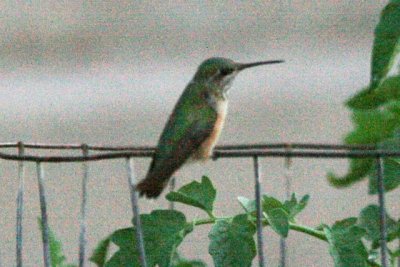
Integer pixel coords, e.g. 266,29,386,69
220,68,233,76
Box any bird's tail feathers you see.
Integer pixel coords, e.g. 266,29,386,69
136,177,168,198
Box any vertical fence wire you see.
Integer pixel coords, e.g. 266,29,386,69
376,156,388,267
36,162,51,267
280,145,292,267
253,156,266,267
126,158,147,267
169,177,176,210
398,240,400,267
79,145,89,267
16,142,25,267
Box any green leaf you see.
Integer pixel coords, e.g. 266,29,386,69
345,109,398,144
104,228,136,267
358,205,399,248
239,194,308,223
283,194,310,220
346,86,384,110
166,176,216,215
262,195,290,237
262,195,283,211
90,237,111,267
265,208,289,238
38,218,76,267
328,158,374,187
347,76,400,110
208,214,256,267
106,210,192,267
371,0,400,88
369,136,400,193
324,218,369,267
328,109,400,188
237,196,256,213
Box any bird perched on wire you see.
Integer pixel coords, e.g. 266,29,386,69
137,57,283,198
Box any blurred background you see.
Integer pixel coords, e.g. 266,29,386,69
0,1,398,266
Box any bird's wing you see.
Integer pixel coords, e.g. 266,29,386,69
148,82,217,177
137,116,216,198
147,112,216,181
137,82,217,198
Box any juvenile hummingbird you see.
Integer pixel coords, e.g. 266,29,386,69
137,57,283,198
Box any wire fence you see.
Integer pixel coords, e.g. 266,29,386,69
0,141,396,267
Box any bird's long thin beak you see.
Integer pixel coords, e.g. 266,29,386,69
236,60,284,71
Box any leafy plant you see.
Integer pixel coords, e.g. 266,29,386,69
328,0,400,192
88,176,399,267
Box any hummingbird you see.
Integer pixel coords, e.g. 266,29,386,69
137,57,284,198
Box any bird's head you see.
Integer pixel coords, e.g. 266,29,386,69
193,57,284,95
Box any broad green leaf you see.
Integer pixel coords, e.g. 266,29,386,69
345,109,398,144
329,105,400,188
283,194,310,220
328,158,374,187
261,195,290,237
208,214,256,267
104,228,136,267
346,86,384,110
90,237,111,267
237,196,256,213
166,176,216,215
347,76,400,110
324,218,369,267
240,194,308,223
38,218,76,267
262,195,283,211
106,210,192,267
265,208,289,238
371,0,400,88
358,205,399,248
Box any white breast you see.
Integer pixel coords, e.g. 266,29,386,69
216,99,228,115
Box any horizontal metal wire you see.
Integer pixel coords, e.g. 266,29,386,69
0,149,398,162
0,142,377,151
0,142,396,162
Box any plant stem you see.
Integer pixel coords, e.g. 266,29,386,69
206,210,216,219
193,217,216,226
288,223,327,242
191,217,327,242
193,217,230,226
